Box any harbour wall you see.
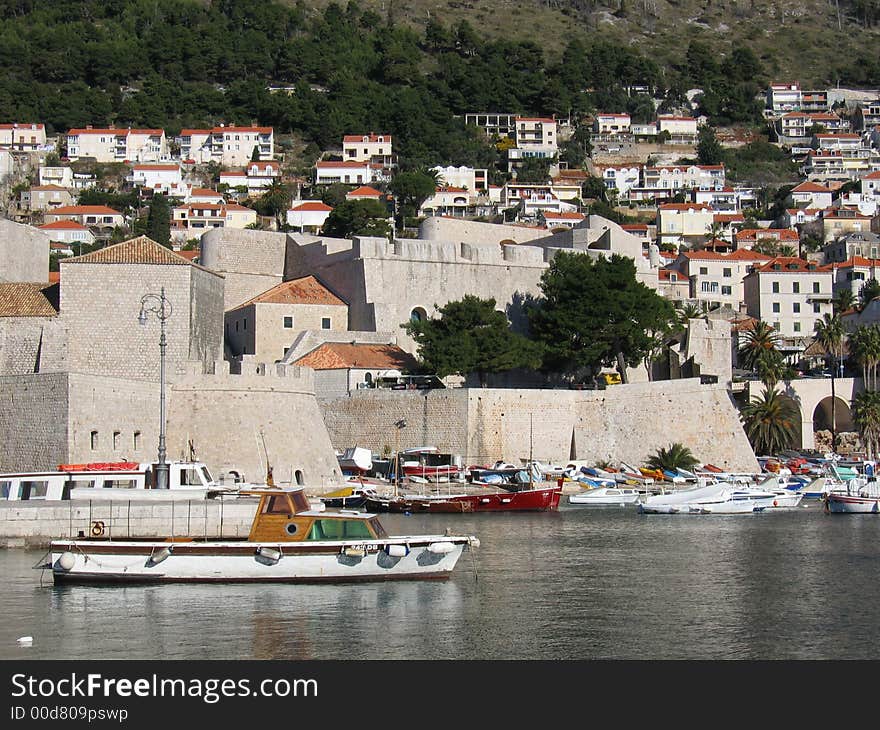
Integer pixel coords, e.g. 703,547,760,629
320,378,759,472
0,499,259,548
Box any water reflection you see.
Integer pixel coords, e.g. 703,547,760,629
3,505,880,659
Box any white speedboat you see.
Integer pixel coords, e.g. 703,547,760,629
39,486,480,584
568,487,641,507
0,460,240,502
638,483,729,514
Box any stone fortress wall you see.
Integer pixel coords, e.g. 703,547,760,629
320,378,759,473
0,361,343,490
0,218,49,283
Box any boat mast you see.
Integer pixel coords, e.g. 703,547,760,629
529,413,534,490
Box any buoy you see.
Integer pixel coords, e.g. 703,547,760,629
148,546,173,565
427,541,455,555
17,636,33,646
386,544,409,558
468,537,481,548
57,552,76,571
773,500,778,507
256,546,282,563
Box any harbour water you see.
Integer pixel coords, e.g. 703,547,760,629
2,501,880,660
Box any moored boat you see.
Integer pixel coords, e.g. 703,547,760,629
567,486,641,507
363,482,563,513
0,460,238,502
824,479,880,513
40,486,479,583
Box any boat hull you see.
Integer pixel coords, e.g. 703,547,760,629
825,494,880,513
364,486,562,513
47,535,473,584
568,488,641,507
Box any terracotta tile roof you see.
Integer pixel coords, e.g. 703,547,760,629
290,202,332,212
293,343,417,371
791,181,833,193
48,271,60,284
62,236,203,267
346,186,383,198
132,164,180,171
39,220,88,230
49,205,121,216
684,249,772,262
832,256,880,268
749,256,831,273
30,184,67,191
68,128,163,136
659,203,714,212
315,161,370,169
0,282,59,317
736,228,800,241
545,211,585,220
343,134,392,143
234,275,346,309
190,188,221,197
514,117,556,123
714,213,745,222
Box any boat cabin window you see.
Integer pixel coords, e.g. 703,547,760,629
264,495,291,514
21,480,49,500
103,479,137,489
199,465,213,484
306,518,374,541
179,468,206,486
290,491,310,512
67,479,95,489
0,480,13,499
368,517,387,538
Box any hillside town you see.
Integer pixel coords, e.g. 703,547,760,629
5,76,880,481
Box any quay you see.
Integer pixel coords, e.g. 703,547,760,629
0,498,258,549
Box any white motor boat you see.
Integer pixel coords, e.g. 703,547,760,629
638,483,729,514
825,479,880,513
39,486,480,584
568,487,642,507
0,460,240,502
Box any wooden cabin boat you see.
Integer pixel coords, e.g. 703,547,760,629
41,487,479,583
363,482,562,513
0,460,237,502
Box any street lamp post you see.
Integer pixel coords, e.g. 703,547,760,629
138,287,173,490
393,418,407,496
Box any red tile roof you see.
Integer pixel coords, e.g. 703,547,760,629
343,134,392,143
346,186,383,198
39,220,88,230
0,282,59,317
49,205,121,216
749,256,831,273
234,275,346,309
290,202,332,212
293,343,417,371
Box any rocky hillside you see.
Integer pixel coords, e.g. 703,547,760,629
303,0,880,88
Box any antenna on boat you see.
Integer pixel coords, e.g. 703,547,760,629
529,413,534,490
259,429,274,487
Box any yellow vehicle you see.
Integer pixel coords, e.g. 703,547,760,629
601,372,622,385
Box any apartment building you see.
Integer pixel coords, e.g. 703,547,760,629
342,134,394,168
743,257,834,344
179,125,274,167
0,123,46,151
66,127,168,163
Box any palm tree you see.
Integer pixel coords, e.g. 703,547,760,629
848,324,880,390
859,278,880,310
645,443,699,472
814,312,846,453
740,387,799,456
852,390,880,460
737,320,786,387
833,288,856,314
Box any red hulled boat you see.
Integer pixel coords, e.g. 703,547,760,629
362,483,563,513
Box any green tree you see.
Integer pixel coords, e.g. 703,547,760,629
848,324,880,389
402,295,543,387
859,278,880,309
833,288,857,314
697,125,724,166
515,157,553,184
737,320,787,388
528,252,677,382
852,389,880,459
321,199,391,238
740,387,799,456
388,170,436,228
645,442,699,472
145,194,171,247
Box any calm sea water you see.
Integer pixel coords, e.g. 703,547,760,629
2,501,879,660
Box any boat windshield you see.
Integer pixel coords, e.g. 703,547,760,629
369,517,387,538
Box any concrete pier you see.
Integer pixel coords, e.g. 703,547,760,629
0,498,259,548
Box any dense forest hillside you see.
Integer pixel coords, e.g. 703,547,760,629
1,0,878,170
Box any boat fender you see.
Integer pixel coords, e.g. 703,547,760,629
57,552,76,571
256,546,282,563
427,541,455,555
90,521,105,537
773,500,778,507
386,544,409,558
149,546,173,566
468,537,480,548
343,546,367,558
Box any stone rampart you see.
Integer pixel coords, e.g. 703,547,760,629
320,379,759,472
418,216,549,244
